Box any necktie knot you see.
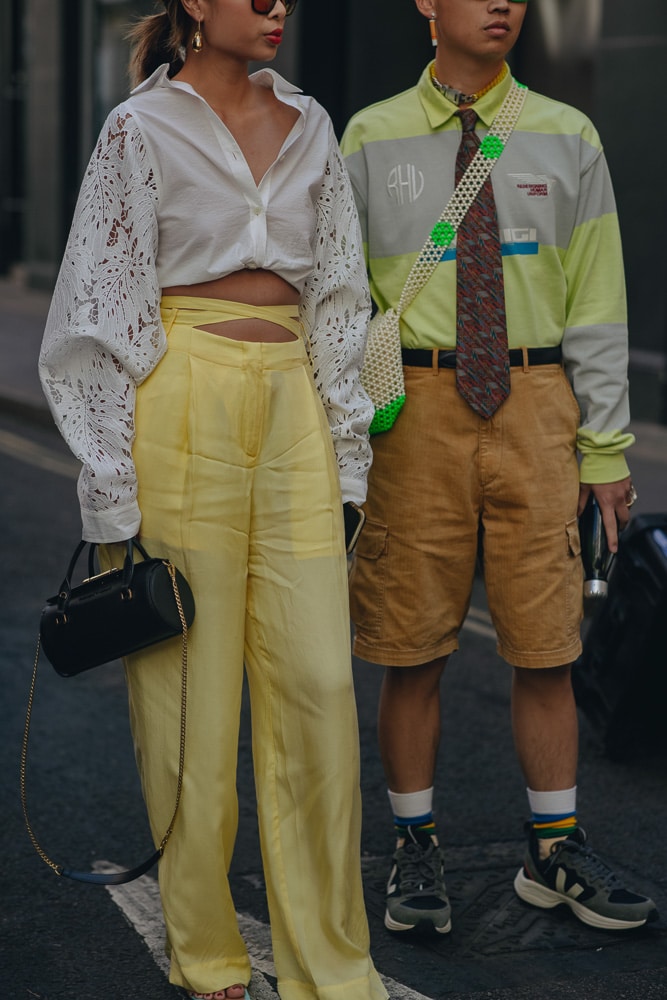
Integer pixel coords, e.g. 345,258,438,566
458,108,478,133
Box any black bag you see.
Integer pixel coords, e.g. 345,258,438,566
21,539,194,884
572,513,667,761
40,538,195,675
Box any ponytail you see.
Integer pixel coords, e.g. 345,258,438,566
128,2,194,86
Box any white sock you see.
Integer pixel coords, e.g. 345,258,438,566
388,787,434,820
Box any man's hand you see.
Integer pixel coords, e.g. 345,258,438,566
577,476,635,553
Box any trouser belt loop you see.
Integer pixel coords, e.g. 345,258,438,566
521,345,529,373
431,349,440,376
162,307,179,337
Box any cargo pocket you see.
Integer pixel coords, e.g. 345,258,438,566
349,519,388,639
565,517,584,637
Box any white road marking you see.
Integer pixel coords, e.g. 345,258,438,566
463,604,496,640
0,427,80,478
462,618,496,640
95,863,434,1000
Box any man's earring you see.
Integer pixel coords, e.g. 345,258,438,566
192,20,203,52
429,14,437,47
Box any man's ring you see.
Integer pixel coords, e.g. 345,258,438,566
625,484,638,508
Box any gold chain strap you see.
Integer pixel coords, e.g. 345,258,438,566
20,634,62,874
20,560,188,879
157,562,188,853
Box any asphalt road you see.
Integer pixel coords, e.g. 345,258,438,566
1,410,666,1000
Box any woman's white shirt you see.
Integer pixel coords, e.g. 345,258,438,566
39,65,372,542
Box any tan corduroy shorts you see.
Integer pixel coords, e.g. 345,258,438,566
349,361,584,669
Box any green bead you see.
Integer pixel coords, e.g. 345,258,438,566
370,395,406,435
430,220,455,247
480,134,504,160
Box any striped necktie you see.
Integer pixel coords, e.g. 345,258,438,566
455,108,510,418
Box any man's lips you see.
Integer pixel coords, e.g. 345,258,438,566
485,21,510,35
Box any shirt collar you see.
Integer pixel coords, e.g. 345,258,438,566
131,63,304,103
417,60,513,129
130,63,171,95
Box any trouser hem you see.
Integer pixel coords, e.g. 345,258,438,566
353,634,458,668
498,638,582,668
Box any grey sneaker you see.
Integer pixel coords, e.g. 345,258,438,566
514,825,658,930
385,825,452,934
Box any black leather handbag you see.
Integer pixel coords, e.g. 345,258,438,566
20,539,195,884
40,538,195,675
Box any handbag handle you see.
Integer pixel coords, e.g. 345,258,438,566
20,543,188,885
56,538,151,614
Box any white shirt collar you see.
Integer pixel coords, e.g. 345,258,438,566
131,63,303,101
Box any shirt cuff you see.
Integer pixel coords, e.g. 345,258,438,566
80,501,142,544
577,427,634,484
339,476,367,507
579,451,631,484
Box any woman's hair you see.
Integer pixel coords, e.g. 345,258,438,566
128,1,195,86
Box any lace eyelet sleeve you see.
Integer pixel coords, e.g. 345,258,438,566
300,126,374,505
39,109,163,543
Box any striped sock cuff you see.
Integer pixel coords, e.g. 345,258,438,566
527,787,577,840
394,814,435,830
532,813,577,839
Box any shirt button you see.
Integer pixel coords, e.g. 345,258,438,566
253,207,262,216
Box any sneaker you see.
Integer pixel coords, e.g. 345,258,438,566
385,825,452,934
514,825,658,930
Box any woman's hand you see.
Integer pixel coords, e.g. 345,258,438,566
343,502,366,553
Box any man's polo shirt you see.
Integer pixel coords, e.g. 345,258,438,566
341,63,634,482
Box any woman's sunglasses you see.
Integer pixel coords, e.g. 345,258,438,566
251,0,298,15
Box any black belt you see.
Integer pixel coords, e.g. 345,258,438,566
401,346,562,368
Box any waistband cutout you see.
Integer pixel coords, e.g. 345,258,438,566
160,295,303,340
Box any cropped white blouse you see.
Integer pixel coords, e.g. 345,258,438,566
39,65,373,542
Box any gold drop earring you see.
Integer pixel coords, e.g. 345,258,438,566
429,13,437,47
192,19,203,53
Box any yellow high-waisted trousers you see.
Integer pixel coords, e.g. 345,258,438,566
115,298,385,1000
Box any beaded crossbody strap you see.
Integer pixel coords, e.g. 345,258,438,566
395,78,528,318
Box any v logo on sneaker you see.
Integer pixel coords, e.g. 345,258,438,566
555,868,585,899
